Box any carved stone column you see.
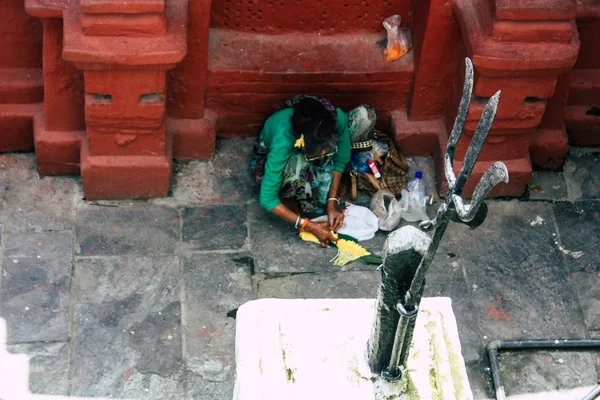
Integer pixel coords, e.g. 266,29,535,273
453,0,580,196
27,0,188,199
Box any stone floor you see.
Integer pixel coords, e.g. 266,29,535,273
0,139,598,399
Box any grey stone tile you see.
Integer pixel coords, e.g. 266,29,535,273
75,206,180,256
571,271,600,331
7,341,69,396
457,201,586,339
187,377,234,400
4,174,83,233
564,151,600,200
154,139,257,207
248,203,379,275
453,201,592,392
1,154,82,233
499,351,598,397
552,201,600,273
0,232,73,343
528,171,568,201
181,205,247,251
0,154,39,183
71,256,184,399
256,270,380,299
183,254,253,400
425,243,483,364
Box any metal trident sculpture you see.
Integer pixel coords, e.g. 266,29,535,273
368,58,510,381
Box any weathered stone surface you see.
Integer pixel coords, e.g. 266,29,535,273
248,203,338,275
256,270,380,299
0,232,73,343
452,201,592,392
571,271,600,331
183,254,253,400
153,138,257,207
500,351,598,397
7,341,69,396
563,151,600,200
75,206,180,255
455,201,585,338
2,155,83,232
248,203,382,275
182,205,247,251
528,171,568,201
71,256,184,398
425,244,483,364
552,200,599,273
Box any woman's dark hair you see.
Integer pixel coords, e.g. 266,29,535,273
291,98,337,154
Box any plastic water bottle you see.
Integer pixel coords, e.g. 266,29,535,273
407,171,426,201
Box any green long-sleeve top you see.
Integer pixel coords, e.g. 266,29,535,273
259,107,351,211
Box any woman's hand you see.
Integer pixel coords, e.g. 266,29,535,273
305,221,337,247
327,201,345,232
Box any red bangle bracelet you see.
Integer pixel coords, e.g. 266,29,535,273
299,218,309,233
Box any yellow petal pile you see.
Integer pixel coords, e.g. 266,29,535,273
294,134,305,149
299,231,372,267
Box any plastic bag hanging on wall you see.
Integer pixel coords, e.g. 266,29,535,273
383,15,410,62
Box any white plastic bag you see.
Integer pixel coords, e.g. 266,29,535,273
370,189,395,217
370,189,403,231
398,189,429,222
311,204,378,241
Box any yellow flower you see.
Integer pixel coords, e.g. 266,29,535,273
294,134,305,149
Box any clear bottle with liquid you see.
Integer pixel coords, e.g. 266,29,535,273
406,171,426,201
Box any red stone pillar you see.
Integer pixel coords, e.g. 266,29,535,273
565,1,600,146
0,0,43,153
167,0,217,159
65,0,187,199
453,0,580,196
391,0,463,193
24,2,86,176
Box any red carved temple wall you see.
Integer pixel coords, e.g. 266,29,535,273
0,0,596,199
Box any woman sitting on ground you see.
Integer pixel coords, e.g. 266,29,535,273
251,96,376,247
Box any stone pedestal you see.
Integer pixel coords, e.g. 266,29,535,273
234,297,472,400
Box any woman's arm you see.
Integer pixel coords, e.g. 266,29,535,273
326,170,345,231
271,203,337,246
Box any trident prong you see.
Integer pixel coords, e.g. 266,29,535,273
453,162,509,223
444,58,474,191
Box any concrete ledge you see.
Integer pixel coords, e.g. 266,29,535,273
234,297,473,400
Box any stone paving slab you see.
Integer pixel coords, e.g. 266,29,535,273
7,341,69,396
453,201,594,394
564,150,600,200
499,350,598,397
0,232,73,343
248,203,341,275
154,138,257,207
5,175,83,233
425,243,483,365
571,271,600,331
75,206,180,256
527,171,568,201
255,269,381,299
552,200,599,273
181,205,248,251
183,253,253,400
71,256,183,399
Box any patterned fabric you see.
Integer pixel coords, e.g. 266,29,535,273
251,100,376,213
